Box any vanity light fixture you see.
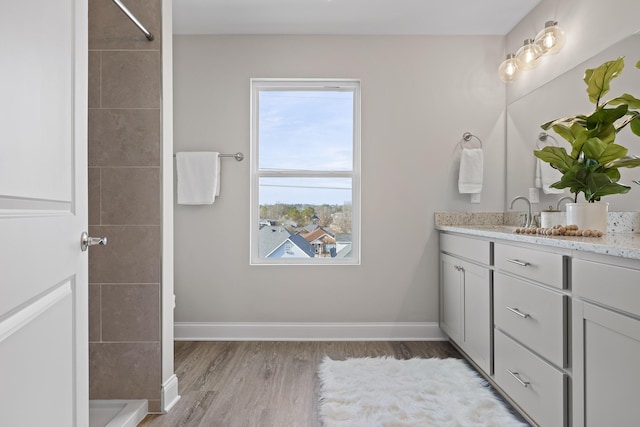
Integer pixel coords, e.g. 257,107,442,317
498,54,519,82
499,20,566,83
535,21,565,55
516,38,543,70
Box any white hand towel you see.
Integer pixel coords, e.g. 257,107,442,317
535,158,564,194
458,148,483,194
176,152,220,205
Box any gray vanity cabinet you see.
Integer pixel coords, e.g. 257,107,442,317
439,234,492,375
572,256,640,427
439,227,640,427
493,242,569,426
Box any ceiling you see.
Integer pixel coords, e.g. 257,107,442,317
173,0,541,36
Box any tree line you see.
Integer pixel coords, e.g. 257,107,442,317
259,203,352,233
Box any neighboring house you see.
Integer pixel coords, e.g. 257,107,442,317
259,225,316,258
266,234,316,258
258,225,292,258
334,233,353,258
300,223,320,233
260,222,349,258
301,227,337,257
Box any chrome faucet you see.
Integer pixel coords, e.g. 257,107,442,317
556,196,574,211
510,196,533,228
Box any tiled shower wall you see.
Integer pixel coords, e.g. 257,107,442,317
88,0,163,412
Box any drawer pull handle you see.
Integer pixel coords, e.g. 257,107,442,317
507,369,530,388
505,258,531,267
506,306,531,319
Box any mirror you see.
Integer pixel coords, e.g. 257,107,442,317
506,32,640,212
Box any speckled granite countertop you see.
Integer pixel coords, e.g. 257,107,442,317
435,211,640,261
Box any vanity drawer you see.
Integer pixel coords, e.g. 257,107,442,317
495,330,566,427
494,273,566,367
495,243,565,289
440,233,491,265
573,258,640,317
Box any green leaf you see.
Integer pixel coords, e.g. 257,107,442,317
604,155,640,168
550,124,576,143
586,105,628,128
593,123,616,144
557,165,591,199
637,59,640,69
607,93,640,109
540,119,554,130
541,115,587,131
614,111,640,132
590,180,631,201
597,143,627,164
567,124,589,157
584,57,625,105
603,168,621,182
533,146,574,172
584,172,624,201
581,137,608,160
587,171,612,188
630,116,640,137
583,67,594,88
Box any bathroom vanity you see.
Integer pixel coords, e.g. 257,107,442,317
436,217,640,427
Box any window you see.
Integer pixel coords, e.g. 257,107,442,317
250,79,361,265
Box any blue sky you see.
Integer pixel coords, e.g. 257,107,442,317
258,90,354,205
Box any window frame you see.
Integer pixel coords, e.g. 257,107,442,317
250,78,361,266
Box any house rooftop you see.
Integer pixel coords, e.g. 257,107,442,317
258,226,291,258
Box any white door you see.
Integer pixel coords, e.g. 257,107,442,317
0,0,88,426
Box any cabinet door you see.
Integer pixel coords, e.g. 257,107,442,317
440,253,462,343
461,261,491,375
573,300,640,427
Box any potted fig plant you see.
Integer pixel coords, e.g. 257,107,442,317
534,57,640,232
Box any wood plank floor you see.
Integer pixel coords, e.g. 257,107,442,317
138,341,505,427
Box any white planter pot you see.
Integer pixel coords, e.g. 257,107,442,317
565,202,609,233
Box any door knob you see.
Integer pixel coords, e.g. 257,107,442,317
81,231,108,252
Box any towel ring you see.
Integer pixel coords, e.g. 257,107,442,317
536,132,559,149
460,132,483,149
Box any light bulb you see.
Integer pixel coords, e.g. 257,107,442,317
498,53,519,83
516,38,543,70
542,32,556,49
535,21,566,55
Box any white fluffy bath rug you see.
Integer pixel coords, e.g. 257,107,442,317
318,357,528,427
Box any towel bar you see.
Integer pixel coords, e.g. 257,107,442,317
536,132,559,149
460,132,483,149
173,152,244,161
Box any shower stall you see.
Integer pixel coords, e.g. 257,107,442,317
87,0,175,425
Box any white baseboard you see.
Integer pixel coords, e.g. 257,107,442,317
161,374,180,413
89,400,147,427
174,322,447,341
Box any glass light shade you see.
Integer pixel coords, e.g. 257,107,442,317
516,38,543,70
535,21,566,55
498,54,519,82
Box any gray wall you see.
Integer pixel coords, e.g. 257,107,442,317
172,35,506,326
